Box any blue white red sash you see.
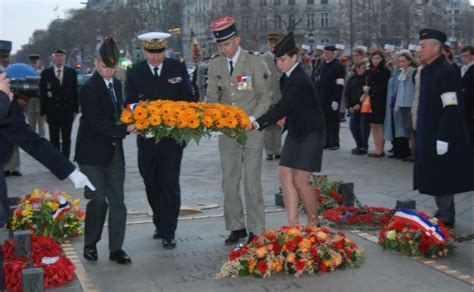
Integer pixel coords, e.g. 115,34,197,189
392,208,446,244
51,195,71,221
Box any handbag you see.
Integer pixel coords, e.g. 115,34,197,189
360,77,372,113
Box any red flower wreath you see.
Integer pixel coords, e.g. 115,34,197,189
322,205,392,230
2,235,76,292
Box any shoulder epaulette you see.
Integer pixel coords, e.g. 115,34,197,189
210,53,220,59
247,51,260,56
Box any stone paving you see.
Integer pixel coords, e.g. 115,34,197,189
5,120,473,292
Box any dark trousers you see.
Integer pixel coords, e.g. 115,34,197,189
79,145,126,252
0,163,9,227
325,119,340,147
137,136,183,239
391,137,410,157
47,115,73,159
434,195,455,223
349,111,370,150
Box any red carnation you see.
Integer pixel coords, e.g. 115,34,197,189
228,250,240,261
320,262,327,272
418,243,430,254
345,249,352,259
293,235,303,244
295,260,305,271
286,241,296,252
333,240,345,250
257,261,268,273
272,242,282,254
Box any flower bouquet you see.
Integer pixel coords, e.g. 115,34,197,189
379,208,456,257
217,225,364,279
120,100,251,145
10,189,85,241
322,206,393,230
2,235,76,292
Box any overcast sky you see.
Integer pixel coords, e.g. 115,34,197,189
1,0,85,53
1,0,474,54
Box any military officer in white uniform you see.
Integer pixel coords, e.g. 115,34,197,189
207,16,272,244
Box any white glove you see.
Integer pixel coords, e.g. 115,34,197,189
331,101,338,111
436,140,448,156
68,169,96,191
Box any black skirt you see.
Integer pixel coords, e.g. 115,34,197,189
280,130,325,172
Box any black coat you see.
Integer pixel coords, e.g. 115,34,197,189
461,65,474,148
0,91,9,123
75,73,128,167
414,55,473,196
366,65,390,118
0,99,74,178
256,64,326,137
40,66,79,120
344,73,366,108
313,59,345,121
125,58,194,104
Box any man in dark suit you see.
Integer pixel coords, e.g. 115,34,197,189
40,48,79,159
125,32,194,249
75,36,134,264
313,46,346,150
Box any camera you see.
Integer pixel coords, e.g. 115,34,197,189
10,76,40,97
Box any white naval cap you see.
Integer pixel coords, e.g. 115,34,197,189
356,45,368,52
335,44,345,50
138,32,171,52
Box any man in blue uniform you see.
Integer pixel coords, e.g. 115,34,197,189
125,32,194,249
415,29,473,228
313,46,346,150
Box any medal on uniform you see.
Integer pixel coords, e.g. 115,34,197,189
236,74,253,91
168,76,182,84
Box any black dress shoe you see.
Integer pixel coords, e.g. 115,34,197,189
225,229,247,245
247,232,257,244
274,154,281,159
109,249,132,264
162,238,177,249
328,145,340,150
3,171,11,177
83,245,98,261
10,171,22,176
153,229,161,239
266,154,273,161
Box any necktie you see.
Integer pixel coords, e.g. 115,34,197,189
57,68,62,84
153,66,159,78
229,60,234,76
108,82,118,118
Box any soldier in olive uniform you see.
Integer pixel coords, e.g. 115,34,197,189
262,32,284,161
207,16,272,244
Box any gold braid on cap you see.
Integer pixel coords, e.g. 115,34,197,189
142,39,168,50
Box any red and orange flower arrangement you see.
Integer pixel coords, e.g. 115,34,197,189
378,211,456,257
322,206,393,230
2,235,76,292
308,175,344,212
217,225,364,278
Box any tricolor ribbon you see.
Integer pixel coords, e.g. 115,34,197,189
51,195,71,221
392,208,446,244
126,103,137,110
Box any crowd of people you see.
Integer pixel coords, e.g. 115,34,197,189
0,16,472,267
